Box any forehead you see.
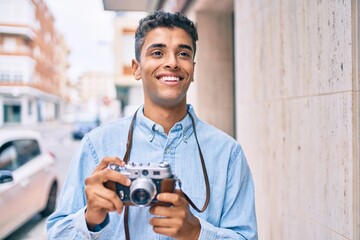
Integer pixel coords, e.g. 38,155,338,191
142,27,193,49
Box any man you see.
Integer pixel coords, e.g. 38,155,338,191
47,10,257,240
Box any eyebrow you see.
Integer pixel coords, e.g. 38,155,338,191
179,44,193,52
147,43,166,50
146,43,193,52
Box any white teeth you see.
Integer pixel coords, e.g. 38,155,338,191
160,76,180,82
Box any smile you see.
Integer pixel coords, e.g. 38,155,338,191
158,76,184,83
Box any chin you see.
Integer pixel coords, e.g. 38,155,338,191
157,98,186,108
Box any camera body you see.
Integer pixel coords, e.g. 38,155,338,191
108,162,176,206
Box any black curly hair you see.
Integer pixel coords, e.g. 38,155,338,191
134,10,198,61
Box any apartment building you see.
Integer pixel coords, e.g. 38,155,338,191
76,71,119,123
0,0,68,126
54,33,71,113
77,71,116,103
113,11,146,116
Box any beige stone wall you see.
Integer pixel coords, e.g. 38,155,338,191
193,11,235,137
234,0,359,239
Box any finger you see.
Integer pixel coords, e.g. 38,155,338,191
152,226,178,238
156,192,184,207
85,182,123,211
91,186,124,213
149,216,177,228
93,193,123,213
150,204,187,220
95,156,125,171
89,193,119,212
87,168,131,186
149,205,171,217
101,168,131,186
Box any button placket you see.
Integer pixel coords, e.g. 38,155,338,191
163,129,180,170
165,147,170,154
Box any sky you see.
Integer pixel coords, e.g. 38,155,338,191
45,0,116,81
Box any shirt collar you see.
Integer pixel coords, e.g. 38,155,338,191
136,104,198,142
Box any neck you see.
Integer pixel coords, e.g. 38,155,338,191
143,103,188,134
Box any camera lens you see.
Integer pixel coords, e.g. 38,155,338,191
142,170,149,176
130,177,157,206
132,189,150,205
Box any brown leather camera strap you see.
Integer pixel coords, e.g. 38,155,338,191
182,112,210,212
123,206,130,239
121,109,210,240
122,112,136,240
122,111,137,165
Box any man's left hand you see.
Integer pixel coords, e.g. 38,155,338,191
149,189,200,240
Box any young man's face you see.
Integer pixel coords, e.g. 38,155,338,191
132,27,195,109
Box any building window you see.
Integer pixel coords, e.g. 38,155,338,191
0,71,10,82
13,72,23,82
4,104,21,123
28,100,32,115
3,37,17,53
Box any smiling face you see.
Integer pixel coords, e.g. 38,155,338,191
132,27,195,111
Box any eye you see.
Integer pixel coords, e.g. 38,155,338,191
151,50,163,57
179,51,191,58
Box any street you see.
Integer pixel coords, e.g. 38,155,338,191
4,122,80,240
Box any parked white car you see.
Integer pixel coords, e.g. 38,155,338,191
0,129,58,239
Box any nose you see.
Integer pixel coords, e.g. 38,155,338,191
164,53,179,69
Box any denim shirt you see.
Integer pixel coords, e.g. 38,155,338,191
47,105,257,240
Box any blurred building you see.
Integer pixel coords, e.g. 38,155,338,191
54,34,71,116
77,71,116,103
113,12,146,116
76,71,119,123
104,0,360,239
0,0,69,127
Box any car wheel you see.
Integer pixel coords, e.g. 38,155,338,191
40,182,57,217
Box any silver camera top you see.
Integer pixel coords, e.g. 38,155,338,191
108,161,173,179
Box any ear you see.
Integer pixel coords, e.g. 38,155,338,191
132,59,141,80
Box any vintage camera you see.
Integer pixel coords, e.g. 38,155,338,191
107,162,176,206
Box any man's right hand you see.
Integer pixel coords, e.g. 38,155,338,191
84,156,131,230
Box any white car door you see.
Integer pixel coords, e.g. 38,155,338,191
0,141,31,239
14,139,52,213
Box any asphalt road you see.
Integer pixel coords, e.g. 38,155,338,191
4,122,80,240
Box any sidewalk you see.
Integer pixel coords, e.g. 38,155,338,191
1,121,72,135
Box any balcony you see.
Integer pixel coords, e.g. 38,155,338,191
0,24,36,41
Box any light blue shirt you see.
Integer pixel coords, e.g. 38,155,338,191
47,105,257,239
